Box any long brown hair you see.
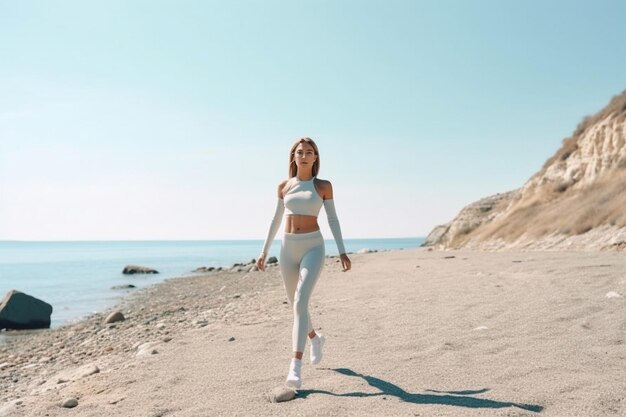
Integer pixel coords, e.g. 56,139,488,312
288,137,320,178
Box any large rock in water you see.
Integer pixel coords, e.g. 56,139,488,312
122,265,159,275
0,290,53,330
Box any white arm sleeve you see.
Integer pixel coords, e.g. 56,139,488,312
323,199,346,255
261,198,284,255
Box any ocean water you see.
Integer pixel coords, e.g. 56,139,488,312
0,238,424,330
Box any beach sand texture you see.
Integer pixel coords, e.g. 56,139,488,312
1,248,624,416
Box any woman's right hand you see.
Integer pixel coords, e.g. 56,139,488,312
256,253,266,272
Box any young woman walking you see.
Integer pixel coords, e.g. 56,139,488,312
256,137,351,389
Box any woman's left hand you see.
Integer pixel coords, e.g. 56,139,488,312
339,254,351,272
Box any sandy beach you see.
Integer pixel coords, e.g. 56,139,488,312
1,248,624,416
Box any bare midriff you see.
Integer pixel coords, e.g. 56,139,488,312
285,214,320,234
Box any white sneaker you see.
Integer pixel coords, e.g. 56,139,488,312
285,358,302,389
310,334,325,365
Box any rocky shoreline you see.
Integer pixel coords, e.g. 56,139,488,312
0,253,345,414
0,249,356,416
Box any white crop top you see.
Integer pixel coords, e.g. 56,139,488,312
283,177,323,216
260,176,346,255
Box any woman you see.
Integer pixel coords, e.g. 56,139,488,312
256,137,351,389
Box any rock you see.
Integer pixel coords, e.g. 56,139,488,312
61,398,78,408
228,337,235,342
267,256,278,264
136,342,160,356
606,291,623,298
72,364,100,379
269,386,296,402
122,265,159,275
0,289,53,330
105,311,125,324
357,248,375,254
111,284,136,290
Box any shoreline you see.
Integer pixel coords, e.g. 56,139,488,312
0,250,379,336
0,249,379,391
1,248,624,416
1,240,420,331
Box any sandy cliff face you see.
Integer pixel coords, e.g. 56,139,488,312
426,90,626,251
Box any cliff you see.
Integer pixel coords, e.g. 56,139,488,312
425,90,626,251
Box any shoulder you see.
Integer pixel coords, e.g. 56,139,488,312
314,178,334,199
277,178,293,198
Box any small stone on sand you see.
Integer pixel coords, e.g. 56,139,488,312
105,311,125,324
269,386,296,403
61,398,78,408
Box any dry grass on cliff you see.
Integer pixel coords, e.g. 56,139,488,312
539,89,626,173
464,168,626,244
573,89,626,137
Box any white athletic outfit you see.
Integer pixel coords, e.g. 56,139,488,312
261,176,346,352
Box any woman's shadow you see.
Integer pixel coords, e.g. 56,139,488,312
296,368,543,413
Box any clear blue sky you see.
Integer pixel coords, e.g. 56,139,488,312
1,0,625,240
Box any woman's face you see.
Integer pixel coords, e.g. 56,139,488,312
294,142,317,169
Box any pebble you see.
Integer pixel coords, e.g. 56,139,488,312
136,342,160,356
228,337,236,342
606,291,623,299
269,386,296,403
75,364,100,378
111,284,136,290
105,311,125,324
61,398,78,408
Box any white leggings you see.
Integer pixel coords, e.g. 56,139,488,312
279,230,325,352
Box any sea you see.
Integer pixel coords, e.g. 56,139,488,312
0,237,424,332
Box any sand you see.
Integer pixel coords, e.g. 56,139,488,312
1,248,624,416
